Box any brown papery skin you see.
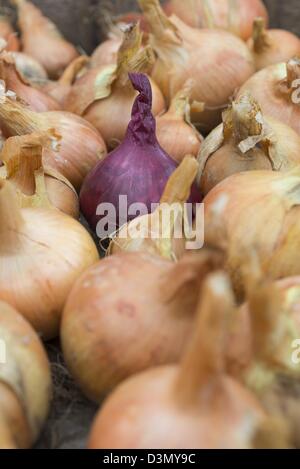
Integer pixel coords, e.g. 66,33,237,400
164,0,268,40
0,301,51,448
248,30,300,72
199,116,300,196
44,176,79,219
156,112,202,163
14,0,78,78
238,63,300,136
0,182,99,339
203,170,300,298
0,54,60,112
0,99,107,190
61,251,222,401
0,16,20,52
147,14,255,133
91,37,122,69
88,368,265,449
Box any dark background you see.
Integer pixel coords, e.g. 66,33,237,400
2,0,300,54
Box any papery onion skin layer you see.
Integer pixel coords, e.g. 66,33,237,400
0,300,51,448
91,37,122,69
203,170,300,298
238,61,300,136
164,0,268,40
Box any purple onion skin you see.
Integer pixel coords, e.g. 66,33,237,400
80,73,200,234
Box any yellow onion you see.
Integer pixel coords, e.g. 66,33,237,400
139,0,255,133
0,301,51,448
164,0,268,41
0,179,99,339
156,81,203,163
197,93,300,195
40,56,89,107
0,84,107,190
248,18,300,72
65,24,165,149
0,51,60,111
91,32,122,69
87,272,286,449
11,51,47,81
0,13,20,51
203,168,300,298
0,132,79,218
108,155,199,259
238,58,300,136
11,0,78,78
61,249,223,401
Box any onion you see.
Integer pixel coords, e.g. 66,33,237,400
0,13,20,51
108,155,199,259
156,81,203,163
0,301,51,448
80,72,179,234
197,93,300,195
0,51,60,111
164,0,268,40
203,168,300,298
238,58,300,136
0,84,107,190
0,132,79,218
11,0,78,78
11,51,47,81
86,272,285,449
65,24,165,149
139,0,255,133
0,179,99,339
41,56,89,107
91,33,122,69
61,250,224,401
248,18,300,72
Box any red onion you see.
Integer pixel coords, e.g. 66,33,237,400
80,73,200,234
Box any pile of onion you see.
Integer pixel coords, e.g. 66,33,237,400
238,58,300,136
197,93,300,195
164,0,268,40
61,249,223,401
40,56,89,107
0,51,60,111
80,72,180,234
11,0,78,78
0,301,51,448
0,83,107,190
248,18,300,71
87,272,288,449
139,0,255,133
156,81,203,163
0,12,20,51
203,168,300,298
108,155,199,260
0,131,79,218
65,24,165,149
0,178,99,339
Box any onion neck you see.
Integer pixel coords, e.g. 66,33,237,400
166,81,193,121
139,0,182,45
252,17,270,53
175,272,234,405
58,56,89,86
160,155,198,205
125,72,158,146
0,179,23,251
